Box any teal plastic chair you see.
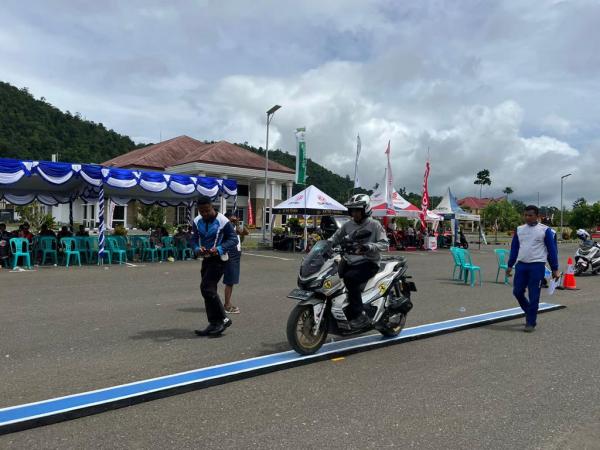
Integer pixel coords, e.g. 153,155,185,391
85,237,101,263
458,249,481,287
106,237,126,264
176,238,193,260
449,247,464,281
494,249,510,284
160,236,178,260
38,236,58,265
9,238,31,269
73,237,90,264
127,236,144,261
141,237,158,262
60,237,81,267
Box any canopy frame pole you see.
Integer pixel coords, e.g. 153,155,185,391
68,200,74,232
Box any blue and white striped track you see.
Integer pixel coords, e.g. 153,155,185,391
0,302,564,435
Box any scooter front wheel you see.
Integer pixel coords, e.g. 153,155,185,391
286,305,328,355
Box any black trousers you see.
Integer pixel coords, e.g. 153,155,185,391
341,260,380,320
200,256,226,324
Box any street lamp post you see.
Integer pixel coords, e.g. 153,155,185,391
560,173,572,239
262,104,281,242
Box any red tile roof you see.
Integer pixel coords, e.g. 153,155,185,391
103,135,204,170
103,135,294,174
458,196,506,210
174,140,294,173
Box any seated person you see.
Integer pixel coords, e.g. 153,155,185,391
57,225,73,241
75,225,89,237
39,224,56,238
19,223,34,243
173,226,187,247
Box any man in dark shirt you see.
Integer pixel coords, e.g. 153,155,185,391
191,196,239,337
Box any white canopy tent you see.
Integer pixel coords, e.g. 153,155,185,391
433,187,484,245
272,185,347,249
370,169,441,221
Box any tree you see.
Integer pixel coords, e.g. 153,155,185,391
572,197,587,209
483,200,521,232
15,203,55,232
569,200,600,230
474,169,492,198
502,186,513,201
511,199,526,214
136,205,166,231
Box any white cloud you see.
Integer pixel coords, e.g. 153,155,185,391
0,0,598,205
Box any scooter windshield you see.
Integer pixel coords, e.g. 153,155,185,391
300,240,333,278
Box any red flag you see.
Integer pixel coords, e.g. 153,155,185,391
247,198,255,226
419,159,430,231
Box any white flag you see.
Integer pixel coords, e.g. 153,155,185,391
353,134,361,188
385,141,393,210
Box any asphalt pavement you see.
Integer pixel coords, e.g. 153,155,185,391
1,245,598,449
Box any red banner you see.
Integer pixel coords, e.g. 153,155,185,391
247,198,255,226
420,160,430,230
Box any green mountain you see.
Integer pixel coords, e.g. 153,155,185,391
0,81,141,163
0,81,363,203
236,143,367,203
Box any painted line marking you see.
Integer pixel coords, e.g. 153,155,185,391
244,253,294,261
0,303,564,435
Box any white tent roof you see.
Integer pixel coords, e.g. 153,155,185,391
272,185,347,215
433,187,480,221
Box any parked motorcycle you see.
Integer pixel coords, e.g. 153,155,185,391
286,229,416,355
574,229,600,276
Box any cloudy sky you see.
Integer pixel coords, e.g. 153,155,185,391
1,0,599,205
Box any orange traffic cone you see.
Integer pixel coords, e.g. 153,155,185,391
562,257,577,290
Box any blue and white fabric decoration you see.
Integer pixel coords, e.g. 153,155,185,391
0,158,237,205
0,157,238,261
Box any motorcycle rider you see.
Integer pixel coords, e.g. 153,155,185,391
576,229,593,245
329,194,389,330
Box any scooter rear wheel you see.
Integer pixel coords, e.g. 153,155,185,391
286,305,328,355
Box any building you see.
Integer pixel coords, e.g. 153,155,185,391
51,136,296,229
457,196,506,217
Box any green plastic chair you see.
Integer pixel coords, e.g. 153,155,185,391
73,237,90,264
38,236,58,265
494,249,510,284
127,236,144,261
141,237,158,262
85,237,101,264
9,238,32,269
458,249,481,287
60,237,81,267
159,236,178,260
449,247,464,281
106,237,126,264
176,238,193,260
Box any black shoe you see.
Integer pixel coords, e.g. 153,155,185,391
524,324,536,333
194,323,221,337
195,318,233,337
349,312,371,330
207,317,233,336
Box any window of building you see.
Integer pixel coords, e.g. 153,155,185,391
176,206,189,225
112,205,126,228
82,202,97,228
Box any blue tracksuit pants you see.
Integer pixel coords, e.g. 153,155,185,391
513,262,546,327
